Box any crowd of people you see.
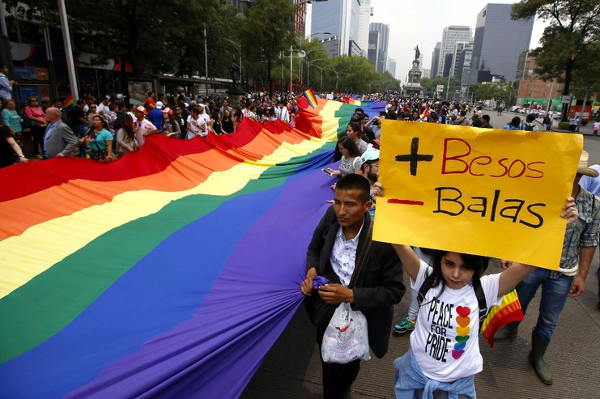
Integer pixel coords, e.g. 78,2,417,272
1,81,599,397
0,85,574,169
0,89,327,168
298,95,599,398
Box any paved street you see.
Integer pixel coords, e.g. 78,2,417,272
242,112,600,399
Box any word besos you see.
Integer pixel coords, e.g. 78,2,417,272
434,187,546,229
442,138,545,179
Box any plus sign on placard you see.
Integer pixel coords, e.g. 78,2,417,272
395,137,434,176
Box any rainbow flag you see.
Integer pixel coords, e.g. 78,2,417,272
0,97,388,398
481,289,524,347
303,87,318,108
62,93,74,109
420,103,429,120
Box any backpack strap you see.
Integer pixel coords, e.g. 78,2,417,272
472,277,488,332
417,271,488,332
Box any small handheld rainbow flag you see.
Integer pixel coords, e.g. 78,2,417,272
62,93,74,109
304,87,318,108
481,289,524,347
420,103,429,120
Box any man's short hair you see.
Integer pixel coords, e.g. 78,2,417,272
335,174,371,203
482,114,490,123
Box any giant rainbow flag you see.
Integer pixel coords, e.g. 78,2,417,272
0,98,386,398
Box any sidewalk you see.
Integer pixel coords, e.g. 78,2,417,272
243,261,600,399
531,114,595,136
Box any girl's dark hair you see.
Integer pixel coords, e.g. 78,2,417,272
347,121,362,137
510,116,521,128
420,251,489,302
114,113,134,139
338,136,361,158
91,114,109,131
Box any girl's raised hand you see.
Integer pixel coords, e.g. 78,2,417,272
561,197,578,223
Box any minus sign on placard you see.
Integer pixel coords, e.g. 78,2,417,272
387,199,424,206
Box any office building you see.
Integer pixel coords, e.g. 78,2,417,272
369,22,389,73
451,41,472,79
438,26,472,77
516,52,563,106
430,42,440,78
387,57,397,78
471,3,534,83
293,0,309,36
357,0,373,57
368,30,380,68
456,43,474,84
311,0,363,57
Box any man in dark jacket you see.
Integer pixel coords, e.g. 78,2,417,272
301,174,405,399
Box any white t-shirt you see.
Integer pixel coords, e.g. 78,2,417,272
186,114,210,139
410,260,500,383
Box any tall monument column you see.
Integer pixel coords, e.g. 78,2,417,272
403,45,424,97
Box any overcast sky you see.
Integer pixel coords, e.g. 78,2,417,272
368,0,547,81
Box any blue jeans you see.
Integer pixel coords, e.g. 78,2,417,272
516,268,573,342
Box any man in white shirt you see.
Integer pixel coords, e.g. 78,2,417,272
97,95,111,116
276,101,289,123
133,105,159,147
197,104,211,137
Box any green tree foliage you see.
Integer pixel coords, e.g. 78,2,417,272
240,0,295,94
3,0,398,95
420,77,461,98
325,56,387,93
6,0,234,78
472,82,515,104
512,0,600,120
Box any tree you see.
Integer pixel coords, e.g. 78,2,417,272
420,77,460,98
512,0,600,121
240,0,295,95
472,82,515,104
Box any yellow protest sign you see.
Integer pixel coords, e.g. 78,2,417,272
373,120,583,270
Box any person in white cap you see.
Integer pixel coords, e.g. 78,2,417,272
97,95,112,116
148,101,164,130
496,150,600,385
354,146,381,204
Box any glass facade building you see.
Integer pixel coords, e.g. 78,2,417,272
471,3,534,82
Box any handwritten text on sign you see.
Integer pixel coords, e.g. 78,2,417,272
373,120,582,270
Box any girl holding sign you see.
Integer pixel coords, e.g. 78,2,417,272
389,199,578,398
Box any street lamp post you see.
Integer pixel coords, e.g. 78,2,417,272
306,57,325,87
324,67,339,91
299,32,331,86
204,23,209,96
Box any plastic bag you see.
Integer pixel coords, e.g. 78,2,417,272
321,302,370,364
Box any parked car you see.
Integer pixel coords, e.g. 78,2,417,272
509,105,520,112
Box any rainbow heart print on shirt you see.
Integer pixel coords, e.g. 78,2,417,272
452,306,471,359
